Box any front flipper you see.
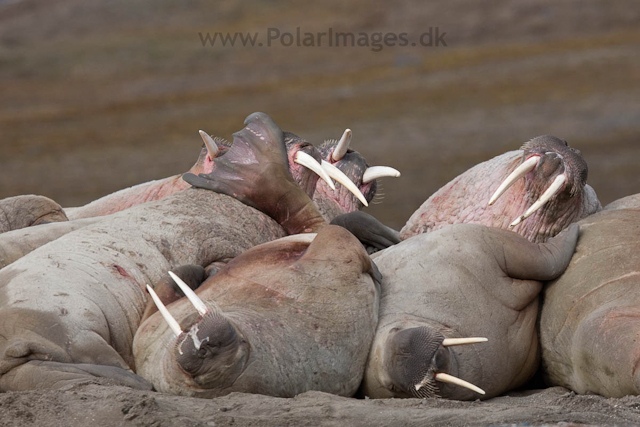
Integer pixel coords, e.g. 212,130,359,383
0,361,153,391
330,211,401,251
141,265,206,324
183,112,325,234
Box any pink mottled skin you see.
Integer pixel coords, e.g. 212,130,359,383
401,136,602,243
66,146,217,220
313,141,377,221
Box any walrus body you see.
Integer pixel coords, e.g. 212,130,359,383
0,189,285,391
362,224,578,400
134,226,380,398
0,195,68,233
540,204,640,397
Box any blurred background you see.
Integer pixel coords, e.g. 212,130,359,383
0,0,638,229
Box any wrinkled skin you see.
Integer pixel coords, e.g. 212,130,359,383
540,202,640,397
402,136,601,243
313,140,378,221
0,195,68,233
134,225,380,398
362,224,579,400
603,193,640,211
0,218,101,270
0,113,328,391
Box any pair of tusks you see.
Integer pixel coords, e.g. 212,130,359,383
415,336,488,396
488,155,567,228
201,128,401,207
146,271,214,337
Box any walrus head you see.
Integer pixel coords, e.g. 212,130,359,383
489,135,591,230
314,129,401,220
366,323,487,399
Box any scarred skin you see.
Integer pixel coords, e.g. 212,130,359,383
133,225,380,398
401,136,601,243
0,113,329,391
0,195,68,233
540,201,640,397
362,224,579,400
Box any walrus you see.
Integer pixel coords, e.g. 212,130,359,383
64,128,336,221
0,195,68,233
133,225,380,398
540,201,640,397
401,135,600,243
0,112,339,391
361,223,579,400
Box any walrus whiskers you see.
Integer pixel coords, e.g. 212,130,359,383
321,160,369,207
510,173,567,227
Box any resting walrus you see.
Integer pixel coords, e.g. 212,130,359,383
361,223,579,400
0,113,337,391
540,200,640,397
134,225,380,398
401,135,600,243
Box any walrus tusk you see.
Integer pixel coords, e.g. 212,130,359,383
442,337,488,347
331,129,352,161
321,160,369,207
147,284,183,336
199,130,219,160
295,151,336,190
433,373,486,395
510,173,567,228
274,233,317,244
169,271,209,316
362,166,401,183
489,156,540,206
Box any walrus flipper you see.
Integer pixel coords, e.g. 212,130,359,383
183,112,325,235
0,361,153,391
330,211,400,250
491,223,580,281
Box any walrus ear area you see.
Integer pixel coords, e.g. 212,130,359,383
385,326,444,398
183,112,292,211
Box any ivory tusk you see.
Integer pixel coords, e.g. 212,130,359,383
321,160,369,207
168,271,208,316
510,173,567,228
273,233,317,244
295,151,335,190
434,372,485,395
147,284,182,337
362,166,401,183
489,156,540,206
199,130,219,160
331,129,352,161
442,337,488,347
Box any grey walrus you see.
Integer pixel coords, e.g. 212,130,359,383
0,195,68,233
134,225,380,398
0,113,336,391
361,223,579,400
540,200,640,397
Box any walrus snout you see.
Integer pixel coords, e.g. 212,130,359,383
383,326,488,399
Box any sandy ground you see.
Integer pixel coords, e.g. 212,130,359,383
2,382,640,427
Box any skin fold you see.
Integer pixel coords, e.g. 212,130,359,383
0,195,68,234
401,136,601,243
134,225,380,398
0,113,333,391
540,200,640,397
362,223,579,400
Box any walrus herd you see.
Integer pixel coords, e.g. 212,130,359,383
0,112,638,402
